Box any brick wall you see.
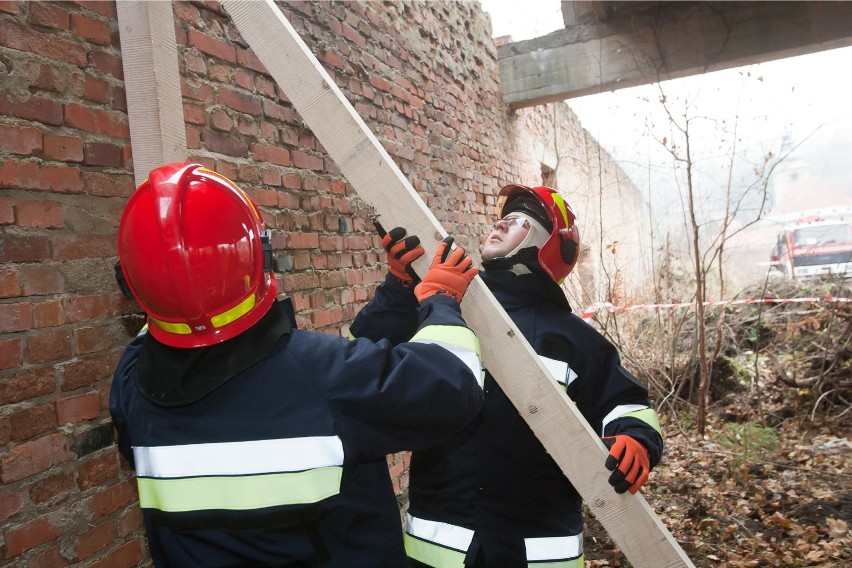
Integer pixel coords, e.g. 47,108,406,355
0,1,650,565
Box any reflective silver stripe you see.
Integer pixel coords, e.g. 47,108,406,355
600,404,649,435
525,534,583,561
538,355,578,387
133,436,344,478
406,513,474,553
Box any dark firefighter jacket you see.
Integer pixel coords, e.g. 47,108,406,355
350,270,663,568
109,296,483,568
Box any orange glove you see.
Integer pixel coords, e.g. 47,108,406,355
414,237,477,303
375,222,424,286
603,435,650,494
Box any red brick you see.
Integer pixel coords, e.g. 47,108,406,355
64,103,129,139
183,102,206,125
86,538,144,568
0,490,23,523
0,196,13,224
43,134,84,162
217,86,262,114
33,301,66,329
0,433,70,483
63,294,118,322
32,62,68,93
250,143,291,166
84,141,123,167
0,302,32,333
0,367,54,405
0,337,22,369
9,403,57,441
0,123,42,155
187,28,236,63
76,520,113,560
202,130,248,157
21,265,65,296
26,543,66,568
62,353,117,391
0,19,86,66
0,234,50,262
29,471,74,505
50,234,116,260
118,506,143,538
72,73,110,104
0,269,20,298
29,2,69,30
0,414,7,445
0,92,63,125
89,479,138,520
73,324,117,354
0,2,21,15
81,171,135,198
73,0,117,18
210,108,233,132
0,161,83,192
287,232,320,249
15,200,63,228
78,452,119,491
292,150,324,170
3,514,62,557
70,13,111,46
27,329,72,363
56,392,99,424
90,49,123,80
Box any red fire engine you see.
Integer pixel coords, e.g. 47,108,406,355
770,215,852,279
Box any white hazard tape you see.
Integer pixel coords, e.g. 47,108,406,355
580,297,852,319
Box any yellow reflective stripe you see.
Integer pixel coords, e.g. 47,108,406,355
623,407,662,436
528,556,584,568
149,317,191,335
411,325,480,358
211,292,256,328
601,404,662,436
405,533,467,568
346,330,356,340
551,193,570,227
136,466,342,512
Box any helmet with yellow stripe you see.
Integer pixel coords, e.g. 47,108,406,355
495,184,580,284
117,162,276,348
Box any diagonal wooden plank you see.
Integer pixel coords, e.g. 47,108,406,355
117,0,187,187
221,1,693,566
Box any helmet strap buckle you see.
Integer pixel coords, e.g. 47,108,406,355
261,230,273,272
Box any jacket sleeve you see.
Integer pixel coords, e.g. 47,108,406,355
566,318,664,468
349,272,419,345
109,328,147,468
312,294,484,462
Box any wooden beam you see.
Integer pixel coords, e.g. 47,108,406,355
221,1,692,566
116,0,187,187
500,1,852,109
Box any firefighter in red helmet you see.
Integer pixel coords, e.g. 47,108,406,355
109,162,484,567
351,184,663,567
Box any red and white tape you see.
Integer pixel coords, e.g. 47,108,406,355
580,297,852,319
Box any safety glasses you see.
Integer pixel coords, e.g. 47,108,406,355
491,216,530,231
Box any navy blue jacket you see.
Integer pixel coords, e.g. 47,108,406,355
350,271,663,567
110,296,483,567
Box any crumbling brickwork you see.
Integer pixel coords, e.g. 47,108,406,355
0,1,650,564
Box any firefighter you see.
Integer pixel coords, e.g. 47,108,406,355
109,162,483,567
351,184,664,567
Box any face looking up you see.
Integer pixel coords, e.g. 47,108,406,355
481,215,530,261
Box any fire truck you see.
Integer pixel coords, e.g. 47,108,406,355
770,216,852,279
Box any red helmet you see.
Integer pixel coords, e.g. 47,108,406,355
496,184,580,284
118,162,276,348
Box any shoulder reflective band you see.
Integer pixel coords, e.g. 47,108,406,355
411,325,483,388
538,355,578,387
600,404,662,437
525,535,583,566
405,513,473,568
133,436,344,512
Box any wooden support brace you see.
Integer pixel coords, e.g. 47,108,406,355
119,0,693,565
117,0,187,187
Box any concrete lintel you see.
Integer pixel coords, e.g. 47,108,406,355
501,1,852,109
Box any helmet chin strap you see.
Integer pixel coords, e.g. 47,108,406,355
481,247,543,275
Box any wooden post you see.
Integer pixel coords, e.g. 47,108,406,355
116,0,187,187
221,1,692,566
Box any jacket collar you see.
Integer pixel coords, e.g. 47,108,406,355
480,269,573,313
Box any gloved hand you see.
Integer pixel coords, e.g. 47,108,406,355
414,237,477,304
603,435,650,495
375,221,424,286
